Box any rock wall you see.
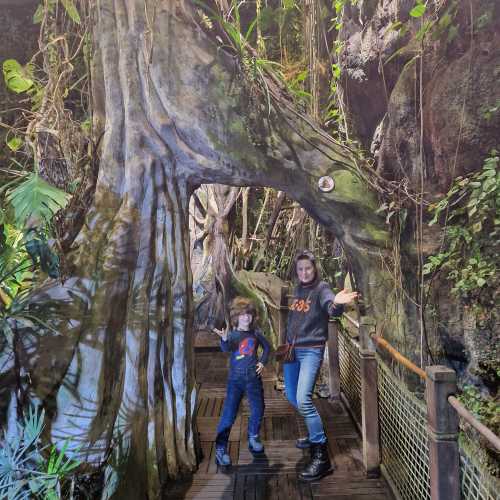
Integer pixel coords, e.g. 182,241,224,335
338,0,500,390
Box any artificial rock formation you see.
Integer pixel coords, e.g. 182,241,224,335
338,0,500,384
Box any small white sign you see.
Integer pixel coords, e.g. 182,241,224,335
318,176,335,192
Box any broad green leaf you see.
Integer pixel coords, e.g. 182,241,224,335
61,0,81,23
3,59,34,94
410,4,426,17
6,136,23,151
6,173,71,225
331,64,341,80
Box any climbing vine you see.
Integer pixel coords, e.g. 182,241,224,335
425,151,499,305
0,0,93,293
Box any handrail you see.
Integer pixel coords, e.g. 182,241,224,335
336,312,499,498
370,335,428,380
343,313,359,329
448,395,500,452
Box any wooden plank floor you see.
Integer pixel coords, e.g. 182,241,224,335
167,342,394,500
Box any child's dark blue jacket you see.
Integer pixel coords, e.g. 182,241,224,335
220,329,271,371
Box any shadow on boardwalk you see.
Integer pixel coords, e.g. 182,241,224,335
167,338,393,500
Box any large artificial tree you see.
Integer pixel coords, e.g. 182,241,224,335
4,1,398,498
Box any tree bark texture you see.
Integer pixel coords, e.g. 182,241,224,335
1,1,398,498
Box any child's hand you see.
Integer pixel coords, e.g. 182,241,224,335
212,328,228,341
256,362,264,376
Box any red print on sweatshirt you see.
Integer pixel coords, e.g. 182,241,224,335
238,337,256,357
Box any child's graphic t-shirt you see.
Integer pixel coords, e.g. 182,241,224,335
220,329,270,371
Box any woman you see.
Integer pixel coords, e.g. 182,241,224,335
284,250,358,482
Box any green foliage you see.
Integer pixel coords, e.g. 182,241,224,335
458,385,500,476
409,2,426,18
33,0,80,24
482,99,500,121
5,173,70,227
0,174,67,305
195,0,302,111
331,0,354,32
0,224,32,308
2,57,43,111
424,151,499,302
195,0,253,56
2,59,34,94
60,0,81,24
0,406,80,499
6,137,23,152
325,62,342,128
285,68,311,105
324,1,356,133
385,0,459,57
459,386,500,433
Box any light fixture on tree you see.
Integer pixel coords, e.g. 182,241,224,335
318,176,335,192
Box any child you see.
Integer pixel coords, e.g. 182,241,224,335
213,297,271,467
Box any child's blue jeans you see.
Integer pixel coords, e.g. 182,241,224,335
283,347,327,444
215,366,264,448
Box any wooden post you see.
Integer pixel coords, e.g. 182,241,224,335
359,316,380,478
425,366,460,500
327,320,341,401
279,285,289,345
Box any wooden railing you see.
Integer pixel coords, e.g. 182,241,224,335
328,314,500,500
277,287,500,500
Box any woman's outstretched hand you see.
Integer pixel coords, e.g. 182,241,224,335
256,362,264,376
333,289,360,306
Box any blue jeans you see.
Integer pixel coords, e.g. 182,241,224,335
215,366,264,448
284,347,326,444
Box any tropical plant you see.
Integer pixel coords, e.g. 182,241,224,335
5,173,70,227
0,223,32,308
0,406,80,500
424,150,499,302
0,173,70,304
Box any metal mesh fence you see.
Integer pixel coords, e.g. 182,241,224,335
336,324,499,500
460,441,500,500
337,326,361,425
377,358,431,500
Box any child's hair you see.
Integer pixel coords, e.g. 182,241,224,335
229,296,258,328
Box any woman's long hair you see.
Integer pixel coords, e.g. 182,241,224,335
293,249,320,285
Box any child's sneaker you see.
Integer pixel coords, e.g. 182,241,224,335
248,436,264,454
215,446,231,467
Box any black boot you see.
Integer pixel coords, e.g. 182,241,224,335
298,442,333,482
295,437,311,449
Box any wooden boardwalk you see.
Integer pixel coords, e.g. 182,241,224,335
168,338,393,499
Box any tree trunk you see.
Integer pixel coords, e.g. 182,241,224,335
2,1,400,498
